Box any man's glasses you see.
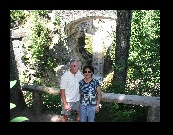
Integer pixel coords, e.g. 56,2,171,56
84,71,92,73
71,65,78,67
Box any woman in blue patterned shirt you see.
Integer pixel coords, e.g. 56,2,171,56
79,65,102,122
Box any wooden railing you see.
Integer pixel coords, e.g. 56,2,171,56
22,84,160,122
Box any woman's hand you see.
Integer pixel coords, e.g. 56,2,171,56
95,106,99,113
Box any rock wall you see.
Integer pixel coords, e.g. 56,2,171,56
11,10,116,88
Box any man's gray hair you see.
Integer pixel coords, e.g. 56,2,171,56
68,59,77,67
70,59,77,64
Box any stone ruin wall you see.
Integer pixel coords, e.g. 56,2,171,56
11,10,116,88
11,27,87,88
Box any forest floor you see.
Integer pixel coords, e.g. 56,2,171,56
10,107,77,122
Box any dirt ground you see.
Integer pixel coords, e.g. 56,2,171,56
10,108,62,122
10,108,77,122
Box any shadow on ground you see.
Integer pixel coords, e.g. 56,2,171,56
10,108,62,122
10,108,78,122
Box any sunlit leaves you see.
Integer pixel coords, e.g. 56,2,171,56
10,80,17,89
10,117,29,122
10,10,25,24
127,10,160,96
10,103,16,109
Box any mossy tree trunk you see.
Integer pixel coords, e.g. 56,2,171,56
113,10,132,93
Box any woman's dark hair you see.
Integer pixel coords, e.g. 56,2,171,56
83,65,94,74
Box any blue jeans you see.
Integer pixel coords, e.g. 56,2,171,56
80,105,96,122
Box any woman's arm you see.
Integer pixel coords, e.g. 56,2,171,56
96,85,101,108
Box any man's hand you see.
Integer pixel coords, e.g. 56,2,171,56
64,104,71,111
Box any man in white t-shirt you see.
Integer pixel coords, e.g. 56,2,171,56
60,59,84,122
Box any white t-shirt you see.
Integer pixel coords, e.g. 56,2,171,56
60,70,84,102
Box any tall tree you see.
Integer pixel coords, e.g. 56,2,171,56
113,10,132,93
10,30,27,118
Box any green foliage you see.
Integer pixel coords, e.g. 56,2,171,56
127,10,160,96
10,10,26,24
10,103,16,109
23,91,33,108
22,11,54,85
53,10,61,26
10,80,17,88
132,105,148,122
106,10,160,96
10,80,29,122
99,10,160,121
101,80,148,122
23,92,62,114
106,81,127,94
30,10,49,18
95,101,148,122
85,35,93,54
42,93,62,114
95,102,136,122
10,117,29,122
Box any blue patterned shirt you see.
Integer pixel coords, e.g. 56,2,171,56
79,78,100,106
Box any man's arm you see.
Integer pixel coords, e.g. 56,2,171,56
60,89,68,106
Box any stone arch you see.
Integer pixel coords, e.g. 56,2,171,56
65,16,117,81
64,16,116,36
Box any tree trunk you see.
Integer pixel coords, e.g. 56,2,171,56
10,30,27,119
113,10,132,93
